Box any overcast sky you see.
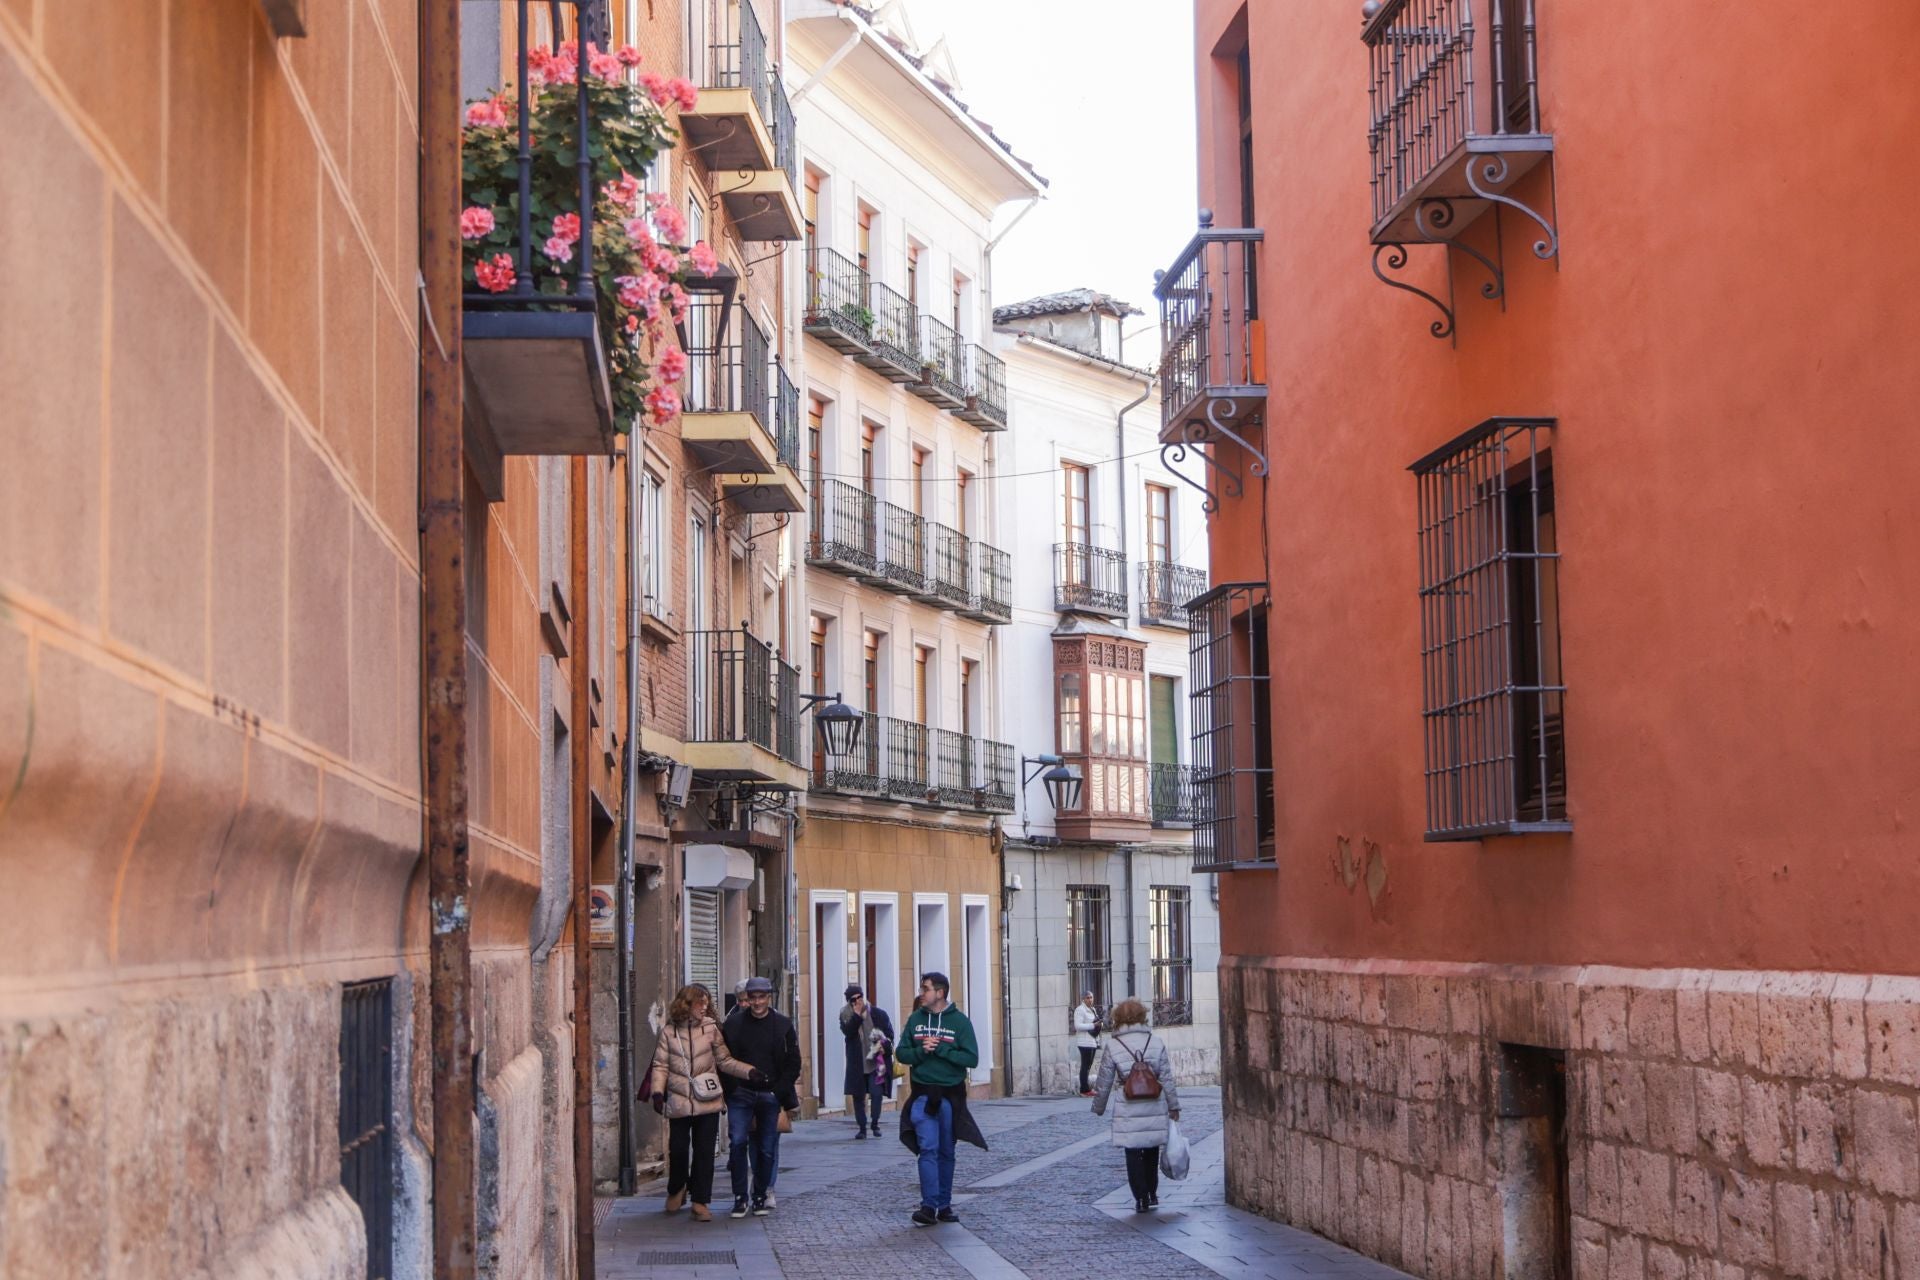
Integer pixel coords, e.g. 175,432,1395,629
923,0,1198,324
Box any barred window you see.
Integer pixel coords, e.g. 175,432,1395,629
1065,885,1112,1021
1187,582,1275,870
1411,417,1568,840
1148,887,1192,1027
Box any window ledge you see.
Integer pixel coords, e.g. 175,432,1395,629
641,611,681,646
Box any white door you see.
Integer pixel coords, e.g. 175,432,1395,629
913,896,950,989
812,894,849,1109
962,898,992,1085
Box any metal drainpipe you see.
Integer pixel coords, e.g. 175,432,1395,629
1116,378,1149,1008
616,442,644,1195
994,821,1012,1094
570,459,595,1278
420,0,475,1276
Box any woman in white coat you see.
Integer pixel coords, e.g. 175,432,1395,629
1071,992,1100,1096
1089,998,1180,1213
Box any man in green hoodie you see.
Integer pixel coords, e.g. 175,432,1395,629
895,971,985,1226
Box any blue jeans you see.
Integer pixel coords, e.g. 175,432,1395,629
908,1094,957,1210
854,1074,886,1131
726,1091,782,1201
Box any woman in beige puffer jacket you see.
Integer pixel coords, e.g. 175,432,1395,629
645,984,760,1219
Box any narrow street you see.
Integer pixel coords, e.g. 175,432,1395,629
598,1090,1412,1280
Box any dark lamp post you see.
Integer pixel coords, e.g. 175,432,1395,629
801,692,862,762
1022,753,1084,813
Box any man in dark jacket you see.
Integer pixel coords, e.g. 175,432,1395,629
837,983,894,1138
720,976,801,1218
895,971,985,1226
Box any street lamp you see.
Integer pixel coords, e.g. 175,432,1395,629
800,692,862,762
1022,753,1083,812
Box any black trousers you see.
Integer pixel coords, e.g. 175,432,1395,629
1078,1046,1096,1092
666,1112,721,1204
1124,1145,1161,1201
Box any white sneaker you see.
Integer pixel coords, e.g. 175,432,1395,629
762,1191,777,1209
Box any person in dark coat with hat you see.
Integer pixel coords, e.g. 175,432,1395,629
837,983,894,1138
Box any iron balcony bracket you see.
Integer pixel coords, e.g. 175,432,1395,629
1372,242,1456,343
1159,408,1268,515
1374,157,1560,343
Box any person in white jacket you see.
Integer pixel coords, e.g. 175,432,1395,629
1090,998,1180,1214
1071,992,1100,1096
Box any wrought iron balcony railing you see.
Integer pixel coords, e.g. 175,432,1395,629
803,248,873,355
929,524,974,612
684,300,769,424
1155,218,1265,450
807,477,877,577
1054,542,1128,617
1363,0,1558,337
769,71,798,191
772,363,800,470
1141,560,1206,629
697,0,771,121
1150,762,1198,827
686,624,803,766
857,281,921,383
969,542,1012,624
956,344,1008,431
812,713,1014,813
913,314,967,409
873,498,927,595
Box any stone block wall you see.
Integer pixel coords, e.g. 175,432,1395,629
1219,957,1920,1280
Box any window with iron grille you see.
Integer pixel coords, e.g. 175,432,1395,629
1187,582,1275,870
1065,885,1112,1022
339,978,394,1280
1148,886,1192,1027
1411,417,1567,840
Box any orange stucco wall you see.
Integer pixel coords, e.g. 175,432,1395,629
1194,0,1920,977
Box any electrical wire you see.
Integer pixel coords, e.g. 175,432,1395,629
676,439,1179,487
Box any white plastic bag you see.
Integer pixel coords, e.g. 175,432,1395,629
1160,1119,1191,1181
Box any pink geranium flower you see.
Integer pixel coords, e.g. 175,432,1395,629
644,244,680,275
646,384,681,426
689,240,719,276
654,204,687,244
641,72,673,108
615,273,665,309
545,235,574,264
616,44,644,67
460,206,496,240
552,212,581,244
465,97,507,128
608,172,643,209
667,283,691,324
669,78,698,112
590,50,623,81
623,217,658,253
657,345,689,384
475,253,516,293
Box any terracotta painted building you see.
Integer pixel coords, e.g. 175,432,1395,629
1176,2,1920,1278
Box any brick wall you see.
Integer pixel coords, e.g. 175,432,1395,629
1220,957,1920,1280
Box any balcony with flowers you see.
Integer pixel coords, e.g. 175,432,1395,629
459,12,720,497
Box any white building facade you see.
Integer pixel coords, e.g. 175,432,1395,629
992,292,1221,1095
784,0,1044,1110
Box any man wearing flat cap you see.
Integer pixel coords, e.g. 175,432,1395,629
837,983,895,1138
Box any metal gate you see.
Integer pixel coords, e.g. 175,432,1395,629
339,978,394,1280
687,888,722,993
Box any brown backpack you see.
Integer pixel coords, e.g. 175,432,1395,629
1117,1033,1162,1101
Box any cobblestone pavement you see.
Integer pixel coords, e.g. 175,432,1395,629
597,1089,1416,1280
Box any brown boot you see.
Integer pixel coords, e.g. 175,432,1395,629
689,1203,712,1222
665,1189,685,1213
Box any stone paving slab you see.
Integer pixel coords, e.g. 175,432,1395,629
597,1090,1417,1280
